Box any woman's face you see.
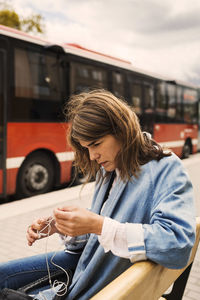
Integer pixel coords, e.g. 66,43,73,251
79,134,121,172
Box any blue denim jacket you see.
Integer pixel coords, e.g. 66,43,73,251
66,153,196,299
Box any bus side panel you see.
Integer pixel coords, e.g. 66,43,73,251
7,122,70,157
6,163,73,196
6,122,73,195
60,161,73,183
0,170,3,194
154,123,198,157
6,168,18,195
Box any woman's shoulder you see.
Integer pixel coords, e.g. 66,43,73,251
142,152,184,178
148,152,181,167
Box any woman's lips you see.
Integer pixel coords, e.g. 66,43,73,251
99,161,107,166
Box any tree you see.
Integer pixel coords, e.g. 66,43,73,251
21,14,44,34
0,2,45,34
0,9,20,29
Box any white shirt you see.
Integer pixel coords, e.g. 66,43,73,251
98,169,147,263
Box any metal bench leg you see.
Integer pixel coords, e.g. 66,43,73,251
163,263,193,300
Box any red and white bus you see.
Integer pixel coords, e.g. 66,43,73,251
0,24,199,199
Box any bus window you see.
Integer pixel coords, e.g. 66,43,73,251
130,82,142,115
70,62,108,94
15,48,64,100
92,70,103,81
112,71,125,98
183,89,198,124
0,52,3,169
155,82,167,121
176,86,183,122
167,84,176,121
144,84,154,113
13,48,64,121
77,67,89,79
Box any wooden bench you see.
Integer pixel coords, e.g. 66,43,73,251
91,217,200,300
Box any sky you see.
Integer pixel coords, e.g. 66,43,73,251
3,0,200,86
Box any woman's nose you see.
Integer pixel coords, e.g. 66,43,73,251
89,149,100,161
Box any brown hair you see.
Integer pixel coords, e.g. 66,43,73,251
65,89,171,182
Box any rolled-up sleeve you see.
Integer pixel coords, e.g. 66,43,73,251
98,217,147,262
143,155,196,269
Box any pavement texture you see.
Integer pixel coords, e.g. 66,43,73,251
0,155,200,299
0,183,94,261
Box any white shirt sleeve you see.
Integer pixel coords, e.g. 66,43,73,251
98,217,147,263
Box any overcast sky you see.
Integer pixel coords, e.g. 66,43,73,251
4,0,200,85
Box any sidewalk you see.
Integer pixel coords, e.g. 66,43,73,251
0,170,200,299
183,243,200,300
0,182,95,261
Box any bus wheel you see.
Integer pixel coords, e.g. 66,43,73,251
16,152,55,198
182,141,191,159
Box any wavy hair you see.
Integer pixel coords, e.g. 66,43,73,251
65,89,171,182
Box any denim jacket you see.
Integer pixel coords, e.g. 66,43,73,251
66,153,196,300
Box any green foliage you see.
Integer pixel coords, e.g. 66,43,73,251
0,9,21,30
21,14,44,34
0,2,45,34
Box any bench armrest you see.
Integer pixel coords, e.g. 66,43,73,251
91,217,200,300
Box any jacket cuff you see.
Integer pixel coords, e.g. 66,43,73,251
98,216,119,252
126,223,147,263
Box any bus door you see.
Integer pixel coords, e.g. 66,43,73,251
0,49,6,197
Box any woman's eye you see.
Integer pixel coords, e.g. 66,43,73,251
94,142,100,147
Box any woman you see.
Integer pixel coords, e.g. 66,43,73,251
0,90,196,299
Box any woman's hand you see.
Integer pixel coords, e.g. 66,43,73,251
53,206,104,237
26,216,58,246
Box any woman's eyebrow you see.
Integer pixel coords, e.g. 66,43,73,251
87,141,97,147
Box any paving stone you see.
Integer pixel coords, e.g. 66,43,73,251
185,290,200,300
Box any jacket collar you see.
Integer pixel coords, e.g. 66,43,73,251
92,171,128,217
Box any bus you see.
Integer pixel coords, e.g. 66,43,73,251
0,24,199,199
